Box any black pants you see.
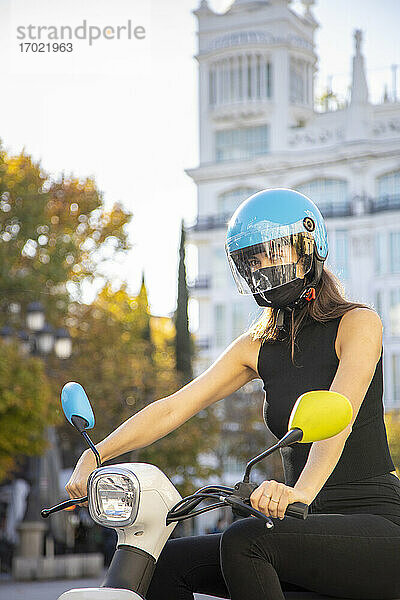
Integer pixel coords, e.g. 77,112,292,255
147,512,400,600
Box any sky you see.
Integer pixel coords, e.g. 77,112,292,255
0,0,399,319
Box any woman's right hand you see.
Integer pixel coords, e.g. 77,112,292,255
65,449,98,505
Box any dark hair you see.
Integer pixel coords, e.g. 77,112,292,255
248,266,372,364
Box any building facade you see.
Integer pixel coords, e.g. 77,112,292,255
186,0,400,414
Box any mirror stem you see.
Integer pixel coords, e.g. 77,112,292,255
243,428,303,482
82,431,102,468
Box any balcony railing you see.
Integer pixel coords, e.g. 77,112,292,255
317,203,351,218
186,213,231,232
188,276,211,290
370,194,400,214
196,336,211,350
186,196,400,233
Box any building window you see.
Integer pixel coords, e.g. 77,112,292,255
217,187,258,217
223,59,229,103
265,61,272,98
213,248,227,289
392,354,400,406
375,290,383,319
390,289,400,337
209,68,216,105
230,57,235,100
334,230,348,280
208,55,272,107
232,302,248,339
373,171,400,211
215,125,269,162
390,232,400,274
215,304,226,347
375,232,386,275
378,171,400,199
290,58,305,104
247,55,252,99
295,179,349,217
256,55,261,99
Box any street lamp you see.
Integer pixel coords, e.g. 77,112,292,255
12,302,72,564
26,302,45,332
17,331,31,355
54,328,72,360
36,323,55,355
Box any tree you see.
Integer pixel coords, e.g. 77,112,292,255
0,341,52,480
0,148,131,328
136,272,151,342
174,221,193,383
0,144,219,494
58,282,219,495
0,145,131,478
315,89,346,112
57,282,157,462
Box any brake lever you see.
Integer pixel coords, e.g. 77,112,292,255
221,495,274,529
41,496,88,518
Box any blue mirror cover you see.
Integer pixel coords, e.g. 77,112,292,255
61,382,95,430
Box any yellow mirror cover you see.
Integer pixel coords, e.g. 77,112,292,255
288,390,353,444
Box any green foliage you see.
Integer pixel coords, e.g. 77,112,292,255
0,148,131,326
58,283,157,450
0,144,131,481
385,412,400,476
0,144,218,495
315,89,346,112
139,407,219,497
0,341,52,480
59,283,219,495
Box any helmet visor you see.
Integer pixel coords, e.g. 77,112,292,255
226,231,314,295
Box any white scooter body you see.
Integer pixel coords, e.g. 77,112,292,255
58,590,140,599
58,463,182,600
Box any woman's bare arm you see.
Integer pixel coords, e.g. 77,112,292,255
293,308,383,503
66,331,259,499
96,331,259,462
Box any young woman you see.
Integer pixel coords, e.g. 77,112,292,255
66,189,400,600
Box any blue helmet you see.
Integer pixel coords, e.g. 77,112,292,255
225,188,328,309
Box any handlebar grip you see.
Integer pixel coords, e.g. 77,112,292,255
285,501,309,519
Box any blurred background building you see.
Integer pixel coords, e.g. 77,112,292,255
186,0,400,481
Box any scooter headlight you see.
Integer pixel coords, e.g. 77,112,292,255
88,466,140,528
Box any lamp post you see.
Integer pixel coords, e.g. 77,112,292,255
11,302,72,561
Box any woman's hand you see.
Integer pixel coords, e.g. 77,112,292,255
65,449,98,506
250,480,311,520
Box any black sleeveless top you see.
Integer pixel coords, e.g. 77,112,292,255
257,311,400,517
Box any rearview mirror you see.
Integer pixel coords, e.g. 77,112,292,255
243,389,353,482
61,381,95,432
288,390,353,444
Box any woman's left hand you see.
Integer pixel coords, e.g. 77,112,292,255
250,480,311,520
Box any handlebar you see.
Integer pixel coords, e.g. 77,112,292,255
42,481,309,527
41,495,88,518
166,482,309,527
285,501,308,520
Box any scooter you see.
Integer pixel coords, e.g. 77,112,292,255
41,382,353,600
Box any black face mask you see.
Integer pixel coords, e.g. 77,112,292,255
251,264,297,292
252,256,312,309
258,277,306,309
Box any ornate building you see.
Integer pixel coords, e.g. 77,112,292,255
186,0,400,421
